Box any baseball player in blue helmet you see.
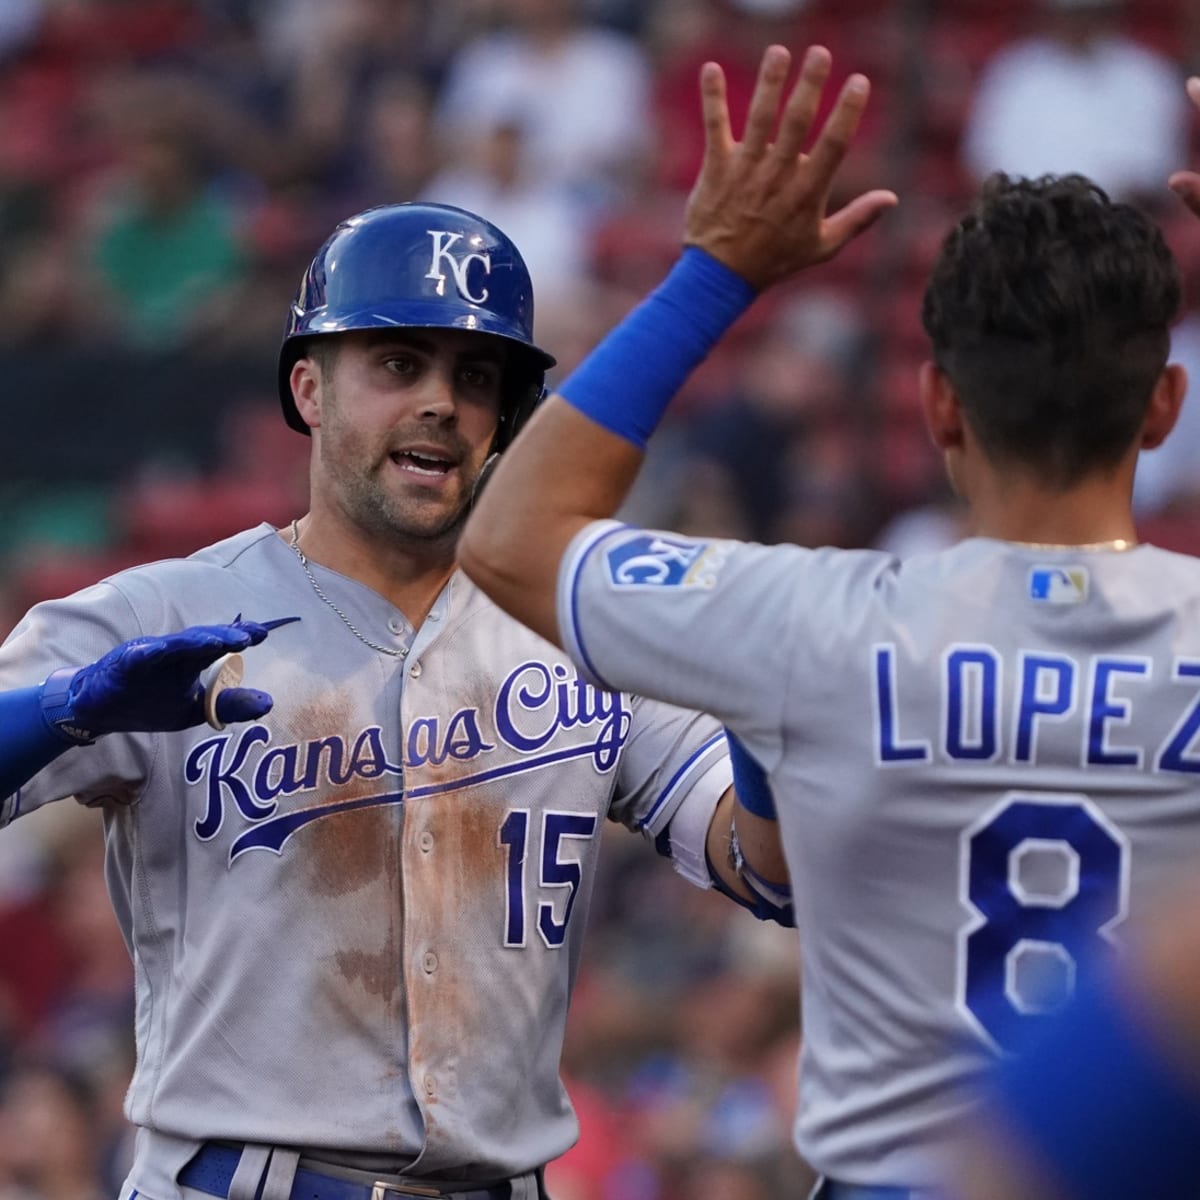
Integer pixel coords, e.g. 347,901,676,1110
0,199,790,1200
278,203,555,451
463,43,1200,1200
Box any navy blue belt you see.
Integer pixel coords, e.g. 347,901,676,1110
179,1144,515,1200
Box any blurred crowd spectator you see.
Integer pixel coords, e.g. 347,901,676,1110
962,0,1186,207
3,0,1200,1195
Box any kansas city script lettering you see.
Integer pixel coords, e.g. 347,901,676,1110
185,659,630,843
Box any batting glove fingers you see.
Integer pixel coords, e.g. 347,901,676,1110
47,616,297,740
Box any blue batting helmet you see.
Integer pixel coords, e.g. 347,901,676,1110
278,203,556,449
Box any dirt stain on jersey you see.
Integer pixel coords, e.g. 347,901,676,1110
304,800,395,892
403,785,504,1049
282,688,405,1001
276,685,355,747
284,686,399,893
305,801,404,1000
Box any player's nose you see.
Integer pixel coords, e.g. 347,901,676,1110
413,365,458,422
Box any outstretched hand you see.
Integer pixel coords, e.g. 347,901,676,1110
47,615,299,743
683,44,898,290
1168,77,1200,216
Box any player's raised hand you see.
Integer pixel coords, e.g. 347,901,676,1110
1168,77,1200,217
44,615,300,743
684,44,898,290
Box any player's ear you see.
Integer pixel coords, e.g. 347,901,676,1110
291,357,324,430
1140,362,1187,450
919,360,964,452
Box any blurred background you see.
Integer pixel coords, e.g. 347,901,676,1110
1,0,1199,1197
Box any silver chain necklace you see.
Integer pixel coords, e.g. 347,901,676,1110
288,520,409,658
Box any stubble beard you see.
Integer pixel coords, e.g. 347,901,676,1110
324,432,482,553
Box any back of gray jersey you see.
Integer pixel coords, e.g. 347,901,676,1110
561,525,1200,1187
0,523,731,1194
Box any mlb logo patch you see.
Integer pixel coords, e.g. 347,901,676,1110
603,532,728,589
1029,566,1088,605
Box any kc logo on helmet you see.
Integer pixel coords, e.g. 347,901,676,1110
426,230,491,303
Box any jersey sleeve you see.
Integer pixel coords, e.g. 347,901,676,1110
605,690,731,887
557,521,898,775
0,581,154,824
558,522,802,747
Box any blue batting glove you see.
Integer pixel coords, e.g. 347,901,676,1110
211,686,274,727
41,615,299,743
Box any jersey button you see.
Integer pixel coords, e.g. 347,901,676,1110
410,661,423,678
388,617,404,635
422,951,438,974
418,831,434,853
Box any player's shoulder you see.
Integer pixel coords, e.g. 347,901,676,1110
100,523,280,586
185,523,283,570
899,538,1200,606
77,523,287,616
1128,542,1200,596
575,522,901,599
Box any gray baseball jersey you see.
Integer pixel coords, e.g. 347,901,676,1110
559,523,1200,1187
0,523,731,1198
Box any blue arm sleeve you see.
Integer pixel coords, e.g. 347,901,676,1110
726,729,777,819
708,736,793,926
0,683,74,800
557,248,756,449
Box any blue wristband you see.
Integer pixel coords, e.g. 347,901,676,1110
557,247,756,449
985,963,1200,1199
39,666,94,744
0,679,80,799
726,728,777,820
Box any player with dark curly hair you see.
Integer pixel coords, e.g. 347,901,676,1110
922,172,1180,490
947,72,1200,1200
463,42,1200,1200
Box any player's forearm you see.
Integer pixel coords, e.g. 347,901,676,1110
724,728,789,884
460,398,643,645
706,788,756,900
701,731,794,928
732,805,789,886
705,790,794,924
462,250,757,637
0,684,77,798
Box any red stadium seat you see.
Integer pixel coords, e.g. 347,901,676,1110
117,475,300,562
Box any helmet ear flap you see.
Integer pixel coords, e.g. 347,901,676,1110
493,381,546,454
471,451,502,505
279,340,314,433
474,376,546,503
